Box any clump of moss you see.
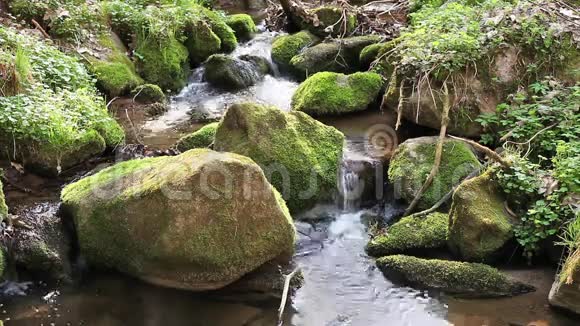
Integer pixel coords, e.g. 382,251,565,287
214,103,345,212
359,43,388,69
290,35,382,79
448,171,515,262
0,173,8,220
388,137,481,211
175,122,218,152
184,21,222,66
201,7,238,53
377,255,535,298
226,14,257,41
292,71,383,116
366,212,448,257
307,6,357,37
131,84,166,104
91,58,143,97
0,246,5,279
135,36,189,92
271,31,319,71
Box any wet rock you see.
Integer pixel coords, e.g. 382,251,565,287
292,71,383,116
271,31,319,72
290,35,382,79
214,103,345,213
175,122,219,152
203,54,270,90
145,102,169,117
61,149,295,291
7,202,71,281
131,84,166,104
366,212,448,257
389,136,481,212
549,254,580,315
226,14,257,41
377,255,535,298
448,171,516,262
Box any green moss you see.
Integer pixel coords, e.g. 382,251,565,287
448,171,515,262
61,149,295,288
226,14,257,41
175,122,219,152
367,212,448,257
377,255,534,297
131,84,166,104
271,31,318,70
292,71,383,116
388,137,481,211
202,8,238,53
91,59,143,97
359,43,387,69
290,35,382,79
184,21,222,66
135,37,189,92
0,172,7,221
308,6,357,37
214,103,345,213
0,247,5,279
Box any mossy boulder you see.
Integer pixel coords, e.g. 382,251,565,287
448,171,516,262
184,21,222,66
131,84,166,104
359,43,387,69
306,6,357,37
366,212,448,257
549,251,580,315
389,136,481,212
203,54,270,90
377,255,535,298
291,72,383,116
226,14,257,41
290,35,382,79
271,31,319,72
175,122,219,152
214,103,345,213
61,149,295,291
135,37,189,92
202,8,238,53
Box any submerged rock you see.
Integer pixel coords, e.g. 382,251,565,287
388,136,481,212
271,31,319,72
175,122,219,152
292,71,383,116
203,54,270,90
226,14,257,41
549,253,580,315
290,35,382,79
448,171,516,262
214,103,344,212
61,149,295,291
366,212,448,257
377,255,535,298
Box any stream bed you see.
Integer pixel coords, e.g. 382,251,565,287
1,28,578,326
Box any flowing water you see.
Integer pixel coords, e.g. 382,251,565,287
1,29,578,326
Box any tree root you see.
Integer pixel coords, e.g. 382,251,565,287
448,135,511,168
277,267,300,326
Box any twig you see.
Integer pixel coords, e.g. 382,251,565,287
395,80,405,130
277,267,300,326
31,19,50,39
449,135,511,168
404,82,451,216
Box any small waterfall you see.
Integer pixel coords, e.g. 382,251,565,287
338,159,364,211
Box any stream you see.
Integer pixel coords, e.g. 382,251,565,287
1,28,578,326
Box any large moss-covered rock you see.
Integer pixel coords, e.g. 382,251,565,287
306,6,357,37
290,35,382,79
202,7,238,53
131,84,166,104
175,122,219,152
184,21,222,66
226,14,257,41
291,72,383,116
389,136,481,212
135,37,189,92
448,171,516,262
204,54,270,90
61,149,295,291
214,103,345,212
549,251,580,315
366,212,448,257
377,255,535,298
271,31,319,71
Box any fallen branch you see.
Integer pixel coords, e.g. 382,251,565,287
448,135,511,168
404,82,451,216
277,267,300,326
31,19,50,39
